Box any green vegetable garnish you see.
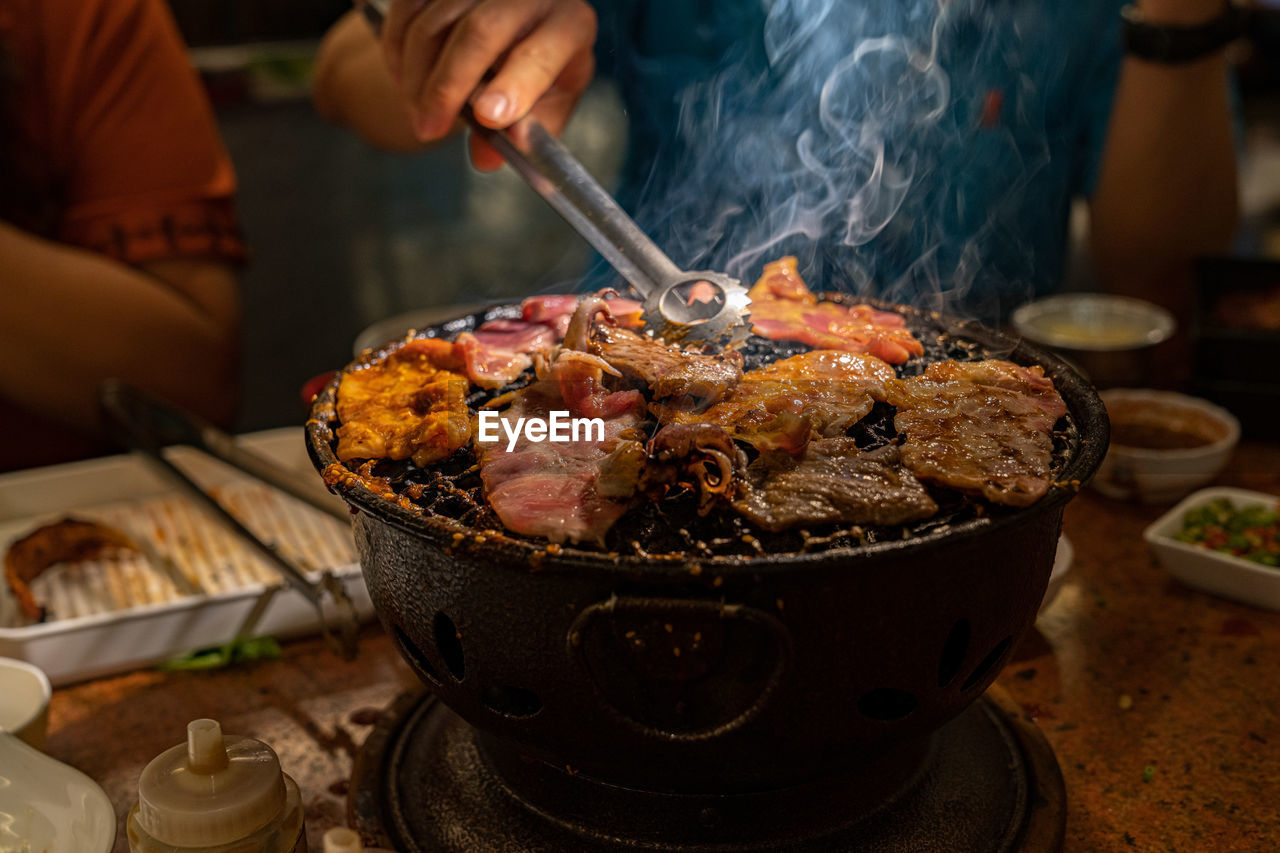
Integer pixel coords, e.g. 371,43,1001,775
161,636,282,671
1175,498,1280,569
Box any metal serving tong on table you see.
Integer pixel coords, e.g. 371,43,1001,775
98,381,361,661
357,0,752,348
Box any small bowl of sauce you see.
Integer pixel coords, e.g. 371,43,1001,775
1094,390,1240,503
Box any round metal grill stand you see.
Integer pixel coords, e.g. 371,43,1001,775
349,685,1065,852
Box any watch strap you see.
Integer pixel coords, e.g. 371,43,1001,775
1122,3,1246,63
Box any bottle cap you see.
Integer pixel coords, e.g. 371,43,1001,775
324,827,363,853
323,827,398,853
136,719,287,847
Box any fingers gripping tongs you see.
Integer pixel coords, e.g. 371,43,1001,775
357,0,751,348
98,381,361,661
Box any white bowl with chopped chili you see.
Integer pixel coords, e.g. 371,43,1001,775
1094,389,1240,503
1144,487,1280,611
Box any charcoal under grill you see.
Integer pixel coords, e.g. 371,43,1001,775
308,296,1108,853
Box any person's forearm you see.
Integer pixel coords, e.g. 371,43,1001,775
0,222,241,437
1090,0,1239,297
313,10,427,153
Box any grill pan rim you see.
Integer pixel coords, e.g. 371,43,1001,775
306,296,1110,575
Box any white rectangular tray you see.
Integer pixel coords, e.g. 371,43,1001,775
1144,486,1280,611
0,428,373,686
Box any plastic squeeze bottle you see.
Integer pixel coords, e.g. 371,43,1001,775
127,718,307,853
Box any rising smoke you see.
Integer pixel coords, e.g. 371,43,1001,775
618,0,1090,323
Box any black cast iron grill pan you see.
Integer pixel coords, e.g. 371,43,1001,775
306,296,1108,793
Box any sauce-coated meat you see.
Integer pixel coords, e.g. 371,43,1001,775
734,441,938,532
880,360,1067,507
336,338,472,467
658,350,895,451
565,295,743,411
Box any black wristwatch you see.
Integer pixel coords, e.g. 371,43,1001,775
1121,2,1247,63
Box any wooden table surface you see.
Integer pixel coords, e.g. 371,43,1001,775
45,444,1280,853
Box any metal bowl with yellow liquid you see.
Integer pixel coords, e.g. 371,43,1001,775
1011,294,1176,388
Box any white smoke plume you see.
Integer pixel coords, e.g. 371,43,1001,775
620,0,1066,323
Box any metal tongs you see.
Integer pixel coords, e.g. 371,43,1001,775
98,381,360,661
357,0,751,348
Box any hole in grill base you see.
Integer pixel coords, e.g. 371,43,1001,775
857,688,919,721
937,618,971,688
434,611,466,682
392,625,441,686
963,636,1013,691
482,685,543,719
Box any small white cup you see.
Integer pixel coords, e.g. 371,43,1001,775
0,657,52,749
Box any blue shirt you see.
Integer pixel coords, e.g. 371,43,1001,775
589,0,1126,319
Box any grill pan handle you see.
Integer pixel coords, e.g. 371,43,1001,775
567,596,792,740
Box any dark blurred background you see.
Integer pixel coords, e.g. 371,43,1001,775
165,1,1280,435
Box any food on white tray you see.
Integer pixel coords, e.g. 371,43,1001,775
5,517,137,622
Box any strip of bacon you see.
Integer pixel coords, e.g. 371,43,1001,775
472,318,558,353
747,257,923,364
879,359,1067,507
521,294,580,327
521,293,644,338
455,318,558,390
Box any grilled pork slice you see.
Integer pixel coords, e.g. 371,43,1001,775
880,360,1068,507
5,517,137,622
454,318,557,389
565,295,743,411
658,350,894,452
336,338,472,467
522,293,644,339
746,257,923,364
733,441,937,532
918,359,1069,421
478,351,647,545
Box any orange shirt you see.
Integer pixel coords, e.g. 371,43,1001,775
1,0,246,265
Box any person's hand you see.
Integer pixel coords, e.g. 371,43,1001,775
381,0,598,170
